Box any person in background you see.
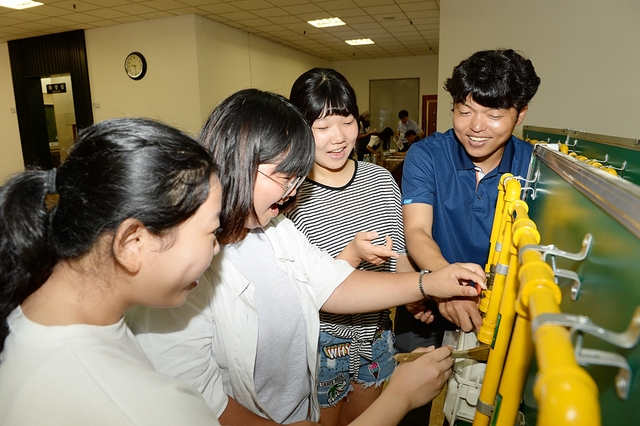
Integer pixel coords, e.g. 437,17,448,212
0,118,223,426
128,88,486,426
357,110,376,161
396,110,424,146
396,48,541,426
366,127,395,163
403,130,423,148
391,130,424,156
287,68,424,426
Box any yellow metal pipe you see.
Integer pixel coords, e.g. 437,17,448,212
480,175,520,314
533,324,600,426
478,179,524,344
477,217,513,345
511,207,600,426
486,173,513,274
472,253,520,426
492,315,534,426
473,177,526,426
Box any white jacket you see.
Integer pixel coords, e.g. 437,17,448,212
127,215,354,421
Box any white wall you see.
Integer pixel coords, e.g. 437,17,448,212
193,15,328,119
0,42,24,183
439,0,640,139
333,55,439,125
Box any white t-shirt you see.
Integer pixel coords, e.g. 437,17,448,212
127,215,355,422
0,307,220,426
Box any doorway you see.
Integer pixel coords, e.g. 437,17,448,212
422,95,437,136
8,30,93,169
42,74,76,167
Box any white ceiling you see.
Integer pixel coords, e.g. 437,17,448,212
0,0,439,61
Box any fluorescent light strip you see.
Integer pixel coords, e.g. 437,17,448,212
345,38,375,46
307,17,346,28
0,0,43,9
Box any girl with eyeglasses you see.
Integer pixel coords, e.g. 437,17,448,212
0,118,223,425
128,89,486,426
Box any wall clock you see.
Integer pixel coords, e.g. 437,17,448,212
125,52,147,80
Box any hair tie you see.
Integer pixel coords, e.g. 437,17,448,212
44,168,59,211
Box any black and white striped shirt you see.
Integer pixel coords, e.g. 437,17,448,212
286,160,405,375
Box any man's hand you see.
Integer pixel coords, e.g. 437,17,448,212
435,297,482,332
405,302,434,324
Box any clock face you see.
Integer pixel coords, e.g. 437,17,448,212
125,52,146,80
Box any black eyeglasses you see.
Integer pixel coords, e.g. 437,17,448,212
258,170,304,200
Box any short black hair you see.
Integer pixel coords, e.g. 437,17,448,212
289,67,359,125
404,130,417,138
444,49,540,112
398,110,409,119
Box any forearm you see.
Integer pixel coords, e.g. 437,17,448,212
335,242,363,268
348,391,412,426
406,230,449,271
322,270,423,313
395,254,417,273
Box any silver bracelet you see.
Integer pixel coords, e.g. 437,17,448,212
418,269,431,299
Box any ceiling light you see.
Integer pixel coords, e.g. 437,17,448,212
307,17,346,28
345,38,375,46
0,0,43,9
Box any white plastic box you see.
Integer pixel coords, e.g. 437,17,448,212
442,331,487,425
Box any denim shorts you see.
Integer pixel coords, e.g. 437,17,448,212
316,327,396,407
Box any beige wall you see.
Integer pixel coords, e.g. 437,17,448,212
439,0,640,139
85,15,203,136
0,42,24,184
333,55,439,126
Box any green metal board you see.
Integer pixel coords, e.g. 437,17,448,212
523,126,640,186
519,145,640,425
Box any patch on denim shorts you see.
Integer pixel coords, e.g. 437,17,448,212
322,342,350,359
319,372,349,406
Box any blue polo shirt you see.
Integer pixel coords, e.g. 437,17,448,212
402,129,533,267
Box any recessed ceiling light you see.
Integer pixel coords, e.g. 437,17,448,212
307,17,346,28
345,38,375,46
0,0,43,9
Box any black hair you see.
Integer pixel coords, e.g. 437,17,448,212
444,49,541,112
404,130,417,138
375,127,395,151
398,110,409,119
199,88,315,244
289,67,359,126
0,117,216,351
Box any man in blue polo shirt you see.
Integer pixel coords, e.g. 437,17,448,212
395,49,540,426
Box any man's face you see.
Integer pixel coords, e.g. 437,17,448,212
452,95,527,169
400,116,409,124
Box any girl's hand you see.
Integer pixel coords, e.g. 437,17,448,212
422,263,486,299
385,346,453,409
339,232,399,267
